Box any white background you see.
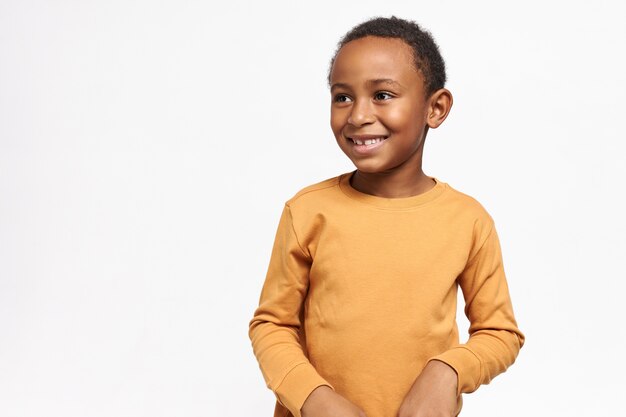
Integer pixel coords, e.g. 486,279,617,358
1,1,625,416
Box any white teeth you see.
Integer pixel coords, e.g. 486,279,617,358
353,137,384,145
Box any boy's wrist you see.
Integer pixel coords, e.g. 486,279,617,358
301,385,336,416
302,385,333,410
274,363,334,415
427,359,458,387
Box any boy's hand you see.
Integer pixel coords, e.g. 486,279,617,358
301,385,367,417
397,360,458,417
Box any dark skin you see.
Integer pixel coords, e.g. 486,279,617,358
302,36,456,417
330,36,452,199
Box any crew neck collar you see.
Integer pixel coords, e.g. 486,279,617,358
338,170,447,209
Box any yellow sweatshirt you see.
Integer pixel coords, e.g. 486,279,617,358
249,171,524,417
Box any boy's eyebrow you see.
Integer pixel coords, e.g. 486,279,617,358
367,78,404,89
330,82,351,91
330,79,404,91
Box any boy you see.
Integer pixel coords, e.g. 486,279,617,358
249,16,524,417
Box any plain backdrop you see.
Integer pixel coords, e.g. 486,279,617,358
1,0,625,416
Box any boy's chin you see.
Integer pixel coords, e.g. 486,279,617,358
350,161,387,174
354,167,379,174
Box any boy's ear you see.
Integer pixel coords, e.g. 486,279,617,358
426,88,453,129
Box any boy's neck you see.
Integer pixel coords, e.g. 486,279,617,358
351,169,436,199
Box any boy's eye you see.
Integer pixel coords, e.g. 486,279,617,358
374,92,393,100
333,94,352,103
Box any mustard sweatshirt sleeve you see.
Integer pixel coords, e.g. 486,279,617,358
431,220,525,395
248,204,333,417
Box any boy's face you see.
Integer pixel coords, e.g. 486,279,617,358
329,36,436,175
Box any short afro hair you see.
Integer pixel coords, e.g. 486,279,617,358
328,16,447,96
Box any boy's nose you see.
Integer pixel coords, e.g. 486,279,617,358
347,100,375,127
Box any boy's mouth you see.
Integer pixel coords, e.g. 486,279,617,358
348,135,388,145
347,135,388,154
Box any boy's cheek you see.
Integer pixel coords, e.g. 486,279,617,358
330,126,347,146
329,117,343,137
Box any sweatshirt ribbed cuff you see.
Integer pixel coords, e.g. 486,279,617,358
430,346,482,395
274,362,334,417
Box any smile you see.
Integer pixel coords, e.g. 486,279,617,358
351,137,386,145
347,135,388,154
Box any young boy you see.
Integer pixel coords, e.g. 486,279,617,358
249,16,524,417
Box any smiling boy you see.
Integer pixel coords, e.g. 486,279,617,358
249,16,524,417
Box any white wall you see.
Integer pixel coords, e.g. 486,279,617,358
1,1,625,415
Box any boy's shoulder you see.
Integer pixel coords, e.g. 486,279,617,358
444,183,492,213
285,173,345,207
443,182,497,233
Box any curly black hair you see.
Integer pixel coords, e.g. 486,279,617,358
328,16,447,96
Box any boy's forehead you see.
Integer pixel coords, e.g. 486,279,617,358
330,36,421,86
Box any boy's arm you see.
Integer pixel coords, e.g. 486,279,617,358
249,204,333,417
430,218,525,395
